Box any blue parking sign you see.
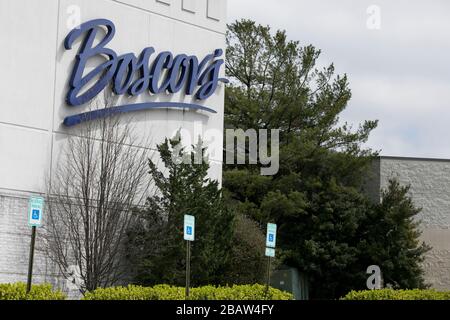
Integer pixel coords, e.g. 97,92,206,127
28,197,44,227
266,223,277,248
184,215,195,241
32,209,40,220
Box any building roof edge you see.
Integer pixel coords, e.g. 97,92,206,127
379,155,450,163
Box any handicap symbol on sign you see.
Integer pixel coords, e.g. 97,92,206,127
186,226,192,235
32,209,40,220
269,234,274,242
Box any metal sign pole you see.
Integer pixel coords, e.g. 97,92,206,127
186,240,191,299
265,256,272,297
184,214,195,299
26,196,44,294
26,226,37,294
265,223,277,298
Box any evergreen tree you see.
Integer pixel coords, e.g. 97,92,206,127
127,136,234,286
357,179,431,289
224,19,378,298
223,20,430,298
220,213,268,285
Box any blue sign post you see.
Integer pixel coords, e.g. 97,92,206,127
27,196,44,294
184,215,195,298
266,223,277,249
28,197,44,227
265,223,277,297
184,215,195,242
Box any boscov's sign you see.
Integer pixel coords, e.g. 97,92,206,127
63,19,228,126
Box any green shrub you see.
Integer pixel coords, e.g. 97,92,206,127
0,283,66,300
342,289,450,300
189,284,292,300
84,284,293,300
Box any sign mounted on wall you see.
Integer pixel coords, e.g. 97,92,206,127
63,19,228,127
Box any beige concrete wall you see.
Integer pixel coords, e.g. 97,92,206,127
379,157,450,290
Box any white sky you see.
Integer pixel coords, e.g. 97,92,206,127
228,0,450,158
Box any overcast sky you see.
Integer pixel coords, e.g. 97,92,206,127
228,0,450,158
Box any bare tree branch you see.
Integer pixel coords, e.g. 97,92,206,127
43,94,152,294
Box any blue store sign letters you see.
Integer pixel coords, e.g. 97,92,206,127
63,19,228,126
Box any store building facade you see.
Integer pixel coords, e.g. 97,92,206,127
0,0,227,290
2,0,450,296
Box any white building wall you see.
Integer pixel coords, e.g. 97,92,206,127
0,0,227,290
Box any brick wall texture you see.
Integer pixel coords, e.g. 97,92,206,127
0,194,80,298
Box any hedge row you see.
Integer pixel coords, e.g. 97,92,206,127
83,284,293,300
342,289,450,300
6,283,450,300
0,283,66,300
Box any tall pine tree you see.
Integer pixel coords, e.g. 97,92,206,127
224,19,429,298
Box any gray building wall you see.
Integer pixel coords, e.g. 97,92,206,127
373,156,450,290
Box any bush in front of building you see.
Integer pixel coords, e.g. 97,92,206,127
342,289,450,300
0,283,66,300
82,285,183,300
190,285,293,300
83,284,293,300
